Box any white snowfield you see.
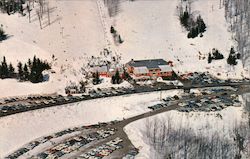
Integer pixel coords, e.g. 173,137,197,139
0,0,249,98
0,90,181,158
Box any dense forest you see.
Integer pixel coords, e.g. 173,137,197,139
223,0,250,68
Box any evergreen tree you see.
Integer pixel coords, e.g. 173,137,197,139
186,15,206,38
188,27,198,38
29,56,51,83
180,7,190,29
227,47,238,65
208,53,212,63
17,62,24,80
0,64,2,78
0,27,7,41
118,35,123,43
111,75,116,84
110,26,116,34
112,70,122,84
8,63,15,77
30,56,38,82
230,47,235,55
28,58,32,67
236,53,241,59
197,15,206,33
123,68,131,80
1,56,9,78
212,49,224,59
23,63,29,80
92,71,100,85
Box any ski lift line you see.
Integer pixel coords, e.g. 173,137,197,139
96,0,118,55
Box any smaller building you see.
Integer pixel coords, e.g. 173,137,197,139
126,59,173,80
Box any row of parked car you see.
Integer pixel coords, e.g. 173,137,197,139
0,87,137,117
201,87,237,94
31,128,116,159
0,95,64,105
88,87,136,98
186,72,250,86
148,95,181,111
76,137,123,159
123,148,139,159
187,72,227,85
178,94,241,112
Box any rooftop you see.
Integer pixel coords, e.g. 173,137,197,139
127,59,168,69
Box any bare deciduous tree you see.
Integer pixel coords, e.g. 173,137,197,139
36,10,42,29
143,116,249,159
47,2,50,26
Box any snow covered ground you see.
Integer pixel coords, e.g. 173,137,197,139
124,105,248,159
0,0,249,98
0,90,181,158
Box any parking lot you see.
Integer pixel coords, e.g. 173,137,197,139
5,119,121,159
5,117,139,159
31,128,116,159
148,87,241,112
177,93,241,112
1,75,249,118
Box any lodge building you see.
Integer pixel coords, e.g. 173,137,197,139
126,59,173,79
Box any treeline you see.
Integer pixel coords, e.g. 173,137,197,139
0,0,25,15
0,56,51,83
224,0,250,66
0,56,15,79
179,3,206,38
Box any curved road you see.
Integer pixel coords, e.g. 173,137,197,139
6,84,250,159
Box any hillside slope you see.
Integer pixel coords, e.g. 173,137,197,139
113,0,246,77
0,0,248,97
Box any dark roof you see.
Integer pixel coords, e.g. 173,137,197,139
127,59,168,69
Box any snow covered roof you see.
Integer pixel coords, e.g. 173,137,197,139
127,59,168,69
134,67,149,74
159,65,172,72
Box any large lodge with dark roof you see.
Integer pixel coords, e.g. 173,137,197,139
126,59,174,79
